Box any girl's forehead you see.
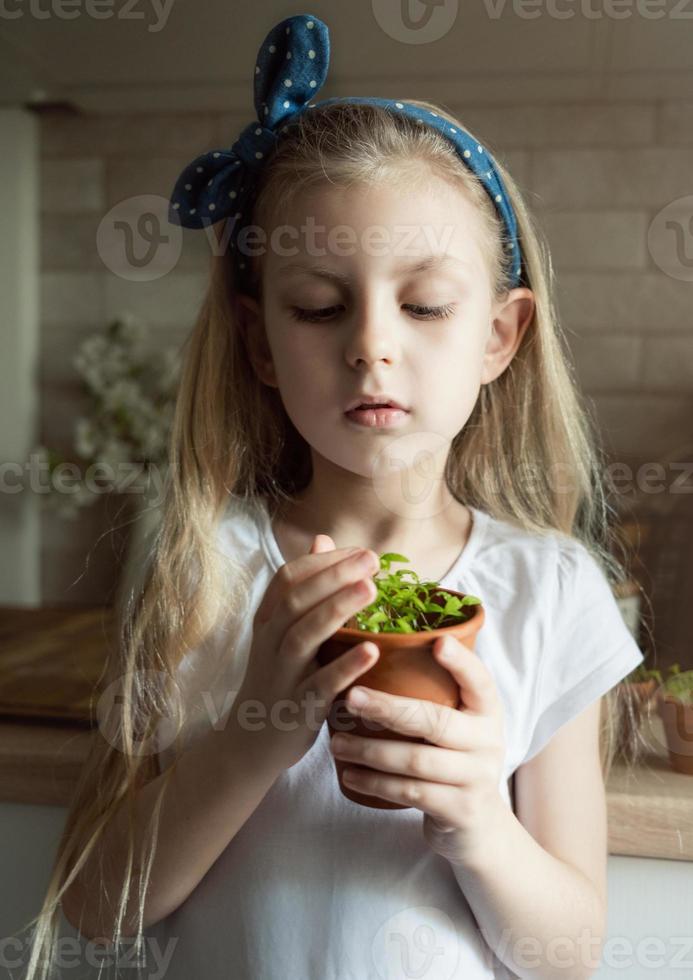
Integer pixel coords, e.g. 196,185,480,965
276,175,477,218
272,252,480,286
262,180,489,279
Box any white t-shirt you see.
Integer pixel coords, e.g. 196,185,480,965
114,496,646,979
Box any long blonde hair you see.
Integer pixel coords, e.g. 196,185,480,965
22,99,653,979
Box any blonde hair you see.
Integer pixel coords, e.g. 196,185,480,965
22,100,654,978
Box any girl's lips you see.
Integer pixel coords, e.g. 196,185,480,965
344,407,410,428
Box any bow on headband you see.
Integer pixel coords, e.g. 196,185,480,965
168,13,526,289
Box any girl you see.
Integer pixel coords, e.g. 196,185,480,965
24,13,650,980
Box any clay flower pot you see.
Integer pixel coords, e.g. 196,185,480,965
656,686,693,776
616,678,658,758
317,588,485,810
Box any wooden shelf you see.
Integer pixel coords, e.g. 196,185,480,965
0,606,115,724
0,713,690,862
607,713,693,861
0,720,96,806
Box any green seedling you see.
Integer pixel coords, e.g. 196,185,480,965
627,663,664,686
661,664,693,706
347,552,482,634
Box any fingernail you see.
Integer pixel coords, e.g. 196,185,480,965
437,638,454,660
349,687,369,707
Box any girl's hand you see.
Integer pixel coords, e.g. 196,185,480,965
329,634,507,865
232,534,382,772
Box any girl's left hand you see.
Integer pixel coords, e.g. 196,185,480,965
330,634,507,865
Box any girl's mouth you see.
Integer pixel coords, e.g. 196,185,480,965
344,406,410,428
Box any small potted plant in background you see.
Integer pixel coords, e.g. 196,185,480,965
655,663,693,776
616,660,663,762
624,661,662,704
317,553,485,810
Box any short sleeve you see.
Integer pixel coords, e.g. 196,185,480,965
521,540,645,765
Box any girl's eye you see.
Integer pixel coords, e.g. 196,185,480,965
405,304,456,320
288,303,456,323
289,305,342,322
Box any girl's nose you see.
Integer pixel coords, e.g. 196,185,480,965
344,308,399,367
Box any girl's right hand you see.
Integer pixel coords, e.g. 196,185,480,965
231,534,380,772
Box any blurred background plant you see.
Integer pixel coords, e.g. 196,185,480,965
30,313,180,520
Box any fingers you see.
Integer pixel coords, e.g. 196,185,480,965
275,548,379,650
310,533,336,554
302,641,380,719
255,541,362,625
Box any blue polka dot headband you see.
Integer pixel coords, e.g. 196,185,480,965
168,12,526,291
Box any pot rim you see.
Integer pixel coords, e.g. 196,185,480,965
659,692,693,707
335,588,485,640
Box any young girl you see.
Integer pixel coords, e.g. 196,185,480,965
24,12,648,980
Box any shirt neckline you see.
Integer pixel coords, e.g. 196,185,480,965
256,496,488,587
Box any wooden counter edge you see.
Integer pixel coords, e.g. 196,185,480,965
0,721,97,807
1,719,692,861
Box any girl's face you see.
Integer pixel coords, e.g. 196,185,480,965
238,177,533,493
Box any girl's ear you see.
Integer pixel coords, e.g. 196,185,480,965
236,294,279,388
481,287,534,385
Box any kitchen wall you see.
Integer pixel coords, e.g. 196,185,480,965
38,100,693,667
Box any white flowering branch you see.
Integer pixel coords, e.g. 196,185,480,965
31,313,180,520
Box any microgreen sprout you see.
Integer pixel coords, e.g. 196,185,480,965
345,552,482,634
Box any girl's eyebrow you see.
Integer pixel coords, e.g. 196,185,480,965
276,254,471,284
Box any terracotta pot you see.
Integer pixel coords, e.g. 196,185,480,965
631,678,658,704
656,693,693,776
616,678,658,759
316,589,485,810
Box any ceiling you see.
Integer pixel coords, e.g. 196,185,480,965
1,0,691,114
